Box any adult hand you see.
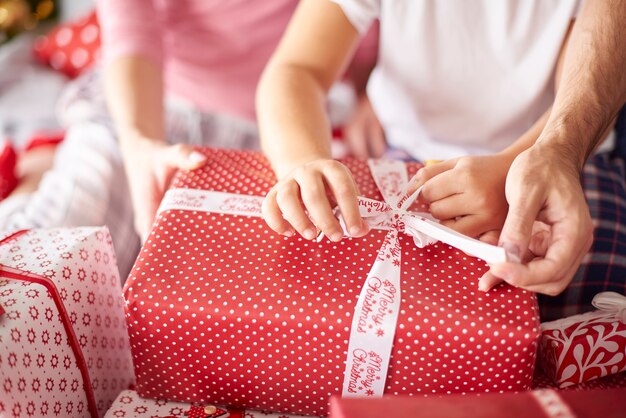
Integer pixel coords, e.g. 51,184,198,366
404,153,513,243
121,137,207,242
479,141,593,295
262,158,368,241
344,95,386,158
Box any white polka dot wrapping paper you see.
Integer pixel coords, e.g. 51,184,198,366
124,148,541,416
0,227,135,418
539,292,626,388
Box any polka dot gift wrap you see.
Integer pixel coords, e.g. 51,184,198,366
0,227,135,418
124,148,541,416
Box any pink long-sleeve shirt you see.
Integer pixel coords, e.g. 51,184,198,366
97,0,297,121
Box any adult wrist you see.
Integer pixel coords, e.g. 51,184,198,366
530,136,585,176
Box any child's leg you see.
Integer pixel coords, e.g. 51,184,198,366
0,122,140,278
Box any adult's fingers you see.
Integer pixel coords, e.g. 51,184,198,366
275,179,317,240
477,270,504,292
487,258,573,296
498,183,544,263
297,170,344,241
262,189,295,237
323,163,367,237
488,226,589,295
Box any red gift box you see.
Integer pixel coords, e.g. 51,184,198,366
105,390,320,418
329,388,626,418
0,227,135,418
124,148,540,416
539,292,626,388
33,11,100,78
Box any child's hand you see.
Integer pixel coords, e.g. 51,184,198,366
262,159,368,242
121,137,206,242
405,154,513,242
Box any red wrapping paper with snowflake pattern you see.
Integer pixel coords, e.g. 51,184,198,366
124,148,540,416
0,227,135,418
539,292,626,388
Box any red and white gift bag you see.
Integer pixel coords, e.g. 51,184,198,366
0,227,135,417
105,390,320,418
540,292,626,388
125,148,540,415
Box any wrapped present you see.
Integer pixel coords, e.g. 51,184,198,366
0,227,135,418
539,292,626,388
125,148,540,415
329,388,626,418
105,390,321,418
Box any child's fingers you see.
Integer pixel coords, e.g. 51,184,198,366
440,215,486,239
420,168,463,203
403,159,456,197
262,190,295,236
275,179,317,240
298,171,345,242
323,163,366,237
478,230,500,245
428,194,468,220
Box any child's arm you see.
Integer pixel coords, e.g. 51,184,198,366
404,20,577,243
257,0,369,241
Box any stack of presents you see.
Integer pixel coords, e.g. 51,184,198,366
1,148,625,418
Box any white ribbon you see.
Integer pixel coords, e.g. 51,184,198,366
541,291,626,331
157,158,508,398
592,292,626,323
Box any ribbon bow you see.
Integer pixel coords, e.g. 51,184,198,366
342,160,506,264
340,160,507,398
592,292,626,323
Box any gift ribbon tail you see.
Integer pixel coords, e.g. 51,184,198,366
405,216,506,265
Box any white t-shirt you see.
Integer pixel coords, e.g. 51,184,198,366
333,0,580,160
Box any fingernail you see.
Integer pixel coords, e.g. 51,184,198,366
502,242,521,263
478,279,490,292
349,225,362,237
303,228,316,240
330,232,343,242
283,229,294,237
189,151,207,164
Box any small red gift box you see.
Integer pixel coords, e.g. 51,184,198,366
0,227,135,418
105,390,320,418
125,148,540,416
539,292,626,388
329,388,626,418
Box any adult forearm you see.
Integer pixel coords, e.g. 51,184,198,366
540,0,626,170
103,55,165,144
257,64,334,178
